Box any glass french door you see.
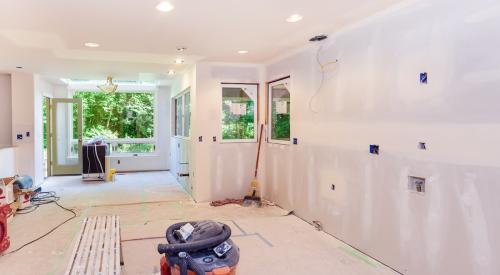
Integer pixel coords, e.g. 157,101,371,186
50,98,83,175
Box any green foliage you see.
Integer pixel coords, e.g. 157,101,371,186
222,100,255,140
73,91,154,139
117,143,155,153
272,114,290,140
271,101,290,140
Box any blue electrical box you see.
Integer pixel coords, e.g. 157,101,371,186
370,145,379,155
420,72,428,84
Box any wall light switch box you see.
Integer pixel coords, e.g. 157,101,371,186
293,138,298,145
420,72,428,84
369,145,379,155
16,134,23,140
198,136,203,142
26,132,30,137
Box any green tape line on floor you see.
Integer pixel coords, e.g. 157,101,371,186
337,245,381,268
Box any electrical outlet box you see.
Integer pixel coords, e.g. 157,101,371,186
213,136,216,142
198,136,203,142
16,134,23,140
420,72,428,84
293,138,298,145
418,142,427,150
409,176,425,193
369,145,379,155
331,184,335,191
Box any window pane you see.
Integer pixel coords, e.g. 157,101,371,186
116,143,155,153
73,91,155,139
222,87,255,140
184,92,191,137
175,97,183,136
271,83,290,141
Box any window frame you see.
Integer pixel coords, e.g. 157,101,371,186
69,87,159,156
220,83,259,143
172,87,191,139
267,77,291,145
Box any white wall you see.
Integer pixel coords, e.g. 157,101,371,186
182,62,266,202
263,0,500,274
11,72,36,182
0,74,12,148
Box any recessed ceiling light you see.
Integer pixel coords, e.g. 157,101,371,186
174,58,184,64
168,70,175,75
286,14,303,23
84,42,100,48
156,1,174,12
237,50,249,54
177,47,187,52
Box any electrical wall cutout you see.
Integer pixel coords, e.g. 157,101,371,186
26,132,30,137
293,138,298,145
213,136,217,142
198,136,203,142
331,184,335,191
409,176,425,193
16,134,23,140
369,145,379,155
420,72,428,84
419,142,427,150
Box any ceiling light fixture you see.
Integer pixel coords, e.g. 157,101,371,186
237,50,249,54
84,42,100,48
97,76,118,93
175,58,184,64
286,14,303,23
156,1,174,12
168,70,175,75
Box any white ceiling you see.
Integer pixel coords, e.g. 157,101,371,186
0,0,401,81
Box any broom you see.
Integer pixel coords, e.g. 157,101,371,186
243,124,264,207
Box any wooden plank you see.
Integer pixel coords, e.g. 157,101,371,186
86,216,102,275
74,217,97,275
115,216,121,274
92,216,106,275
64,217,88,275
66,216,121,275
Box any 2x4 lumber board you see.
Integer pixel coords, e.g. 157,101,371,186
114,216,121,273
65,216,121,275
74,217,97,274
65,217,89,275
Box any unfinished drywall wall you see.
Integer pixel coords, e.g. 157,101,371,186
172,63,266,202
193,63,264,201
0,74,12,147
34,76,54,183
11,72,36,182
263,0,500,274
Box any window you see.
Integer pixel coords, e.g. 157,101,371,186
73,91,156,154
221,84,258,142
268,78,290,144
173,88,191,138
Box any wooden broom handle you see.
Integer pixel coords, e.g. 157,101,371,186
255,124,264,178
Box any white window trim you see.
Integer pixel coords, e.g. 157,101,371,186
220,83,258,143
69,87,159,155
268,78,291,145
172,87,191,139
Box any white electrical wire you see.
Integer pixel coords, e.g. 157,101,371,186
308,43,339,114
94,143,104,179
